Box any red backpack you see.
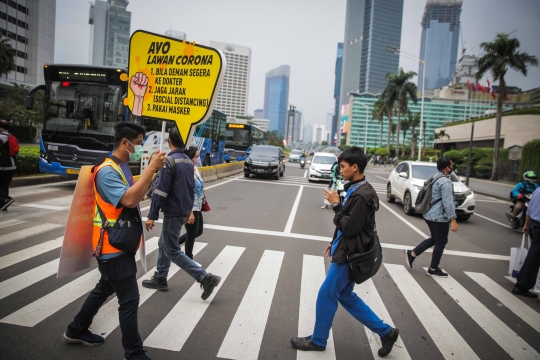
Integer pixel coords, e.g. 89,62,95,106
2,132,19,157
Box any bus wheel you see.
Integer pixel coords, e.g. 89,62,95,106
204,155,211,167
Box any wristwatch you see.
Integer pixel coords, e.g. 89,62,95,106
332,202,341,208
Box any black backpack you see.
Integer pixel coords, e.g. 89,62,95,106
414,174,446,214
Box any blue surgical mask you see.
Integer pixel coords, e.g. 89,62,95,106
126,140,144,162
193,157,202,167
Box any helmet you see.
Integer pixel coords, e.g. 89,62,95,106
524,171,537,184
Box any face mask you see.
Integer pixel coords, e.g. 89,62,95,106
193,157,202,167
126,140,143,162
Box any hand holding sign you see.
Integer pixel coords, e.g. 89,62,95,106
130,72,149,116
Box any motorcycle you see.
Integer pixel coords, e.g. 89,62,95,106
506,193,533,230
300,157,306,169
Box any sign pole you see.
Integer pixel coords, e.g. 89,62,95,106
159,121,166,152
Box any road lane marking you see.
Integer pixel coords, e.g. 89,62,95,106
378,201,429,238
505,276,517,284
428,268,539,359
90,242,207,338
204,176,242,190
0,223,63,246
284,186,304,234
303,170,307,178
0,237,63,270
0,219,27,229
384,264,479,360
375,175,388,182
465,272,540,333
144,245,245,351
0,258,60,300
218,250,284,360
381,243,510,261
474,213,512,229
355,279,411,360
0,237,160,327
140,206,150,211
19,204,69,211
297,255,336,360
234,178,328,190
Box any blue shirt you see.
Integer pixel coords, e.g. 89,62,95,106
95,165,129,259
527,187,540,222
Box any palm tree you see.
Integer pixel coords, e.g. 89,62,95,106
476,33,538,181
408,111,421,159
434,130,450,155
382,68,418,162
0,37,15,77
400,118,410,157
391,123,397,145
372,97,388,148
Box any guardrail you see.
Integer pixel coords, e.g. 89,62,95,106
133,161,245,183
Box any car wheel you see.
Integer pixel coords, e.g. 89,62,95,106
280,166,284,176
244,172,250,178
403,191,414,215
387,184,396,203
458,215,471,221
274,170,279,180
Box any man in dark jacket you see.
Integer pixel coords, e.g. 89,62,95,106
143,127,221,300
291,147,399,357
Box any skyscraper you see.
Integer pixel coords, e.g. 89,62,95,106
263,65,290,135
286,110,303,144
89,0,131,67
332,43,343,144
253,109,264,118
303,123,313,144
0,0,56,87
165,29,186,41
339,0,403,107
201,41,251,117
418,0,462,92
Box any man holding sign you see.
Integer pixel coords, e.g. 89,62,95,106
63,122,165,360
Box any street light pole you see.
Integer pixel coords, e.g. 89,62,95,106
465,119,476,186
386,45,426,161
287,105,295,148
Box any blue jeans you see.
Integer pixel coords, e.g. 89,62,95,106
156,215,207,282
312,262,392,347
67,253,143,358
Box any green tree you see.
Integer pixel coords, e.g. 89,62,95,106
434,130,450,154
321,140,328,146
407,111,421,159
267,130,283,143
476,33,539,181
372,97,388,148
382,68,418,161
518,140,540,185
400,118,410,157
391,123,397,145
0,37,15,77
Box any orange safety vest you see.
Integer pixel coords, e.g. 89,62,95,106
92,159,138,255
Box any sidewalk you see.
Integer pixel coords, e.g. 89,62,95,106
367,164,514,201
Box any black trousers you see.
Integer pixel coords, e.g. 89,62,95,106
413,219,450,270
0,170,14,206
179,211,204,259
516,219,540,291
67,253,144,358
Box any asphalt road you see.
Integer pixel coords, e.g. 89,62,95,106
0,162,539,360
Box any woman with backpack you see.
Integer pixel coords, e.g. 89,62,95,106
0,120,18,211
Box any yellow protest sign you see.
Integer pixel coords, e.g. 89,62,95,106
124,30,226,143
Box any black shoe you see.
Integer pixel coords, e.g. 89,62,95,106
63,330,104,346
200,273,221,300
125,350,152,360
142,272,168,291
405,250,415,269
290,336,326,351
512,286,539,298
0,198,14,211
378,328,399,357
427,268,448,278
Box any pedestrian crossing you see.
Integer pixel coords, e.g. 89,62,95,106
0,219,539,359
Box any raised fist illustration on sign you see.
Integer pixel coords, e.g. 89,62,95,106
130,72,148,116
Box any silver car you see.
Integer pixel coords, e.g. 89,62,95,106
386,161,475,220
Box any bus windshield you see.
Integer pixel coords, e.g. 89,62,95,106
226,128,250,150
43,82,123,150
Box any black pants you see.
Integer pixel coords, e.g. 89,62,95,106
67,253,143,358
516,219,540,291
0,170,14,206
413,219,450,270
179,211,203,259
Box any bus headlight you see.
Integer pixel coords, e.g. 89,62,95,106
40,150,50,162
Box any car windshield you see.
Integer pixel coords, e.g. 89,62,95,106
250,147,278,157
412,165,460,182
291,150,302,155
313,155,336,164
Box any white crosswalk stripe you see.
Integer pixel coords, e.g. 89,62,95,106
0,223,539,358
0,219,27,229
0,223,63,246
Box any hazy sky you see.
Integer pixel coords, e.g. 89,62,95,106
55,0,540,127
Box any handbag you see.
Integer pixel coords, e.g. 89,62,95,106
509,234,530,278
201,194,211,212
346,230,383,284
94,206,143,257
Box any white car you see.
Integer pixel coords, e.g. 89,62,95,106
308,152,338,182
386,161,475,220
288,149,303,162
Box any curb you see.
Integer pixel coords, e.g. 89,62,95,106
11,175,74,188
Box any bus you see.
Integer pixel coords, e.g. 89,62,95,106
224,123,267,162
26,64,226,176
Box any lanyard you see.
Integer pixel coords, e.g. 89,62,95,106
342,179,366,206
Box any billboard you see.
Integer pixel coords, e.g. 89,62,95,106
340,104,349,134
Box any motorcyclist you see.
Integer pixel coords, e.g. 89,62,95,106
300,153,306,167
511,171,539,223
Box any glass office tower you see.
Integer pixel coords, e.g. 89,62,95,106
418,0,462,92
332,43,344,144
339,0,403,108
263,65,290,135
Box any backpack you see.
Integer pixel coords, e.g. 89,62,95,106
414,174,446,214
145,156,175,199
1,131,18,157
